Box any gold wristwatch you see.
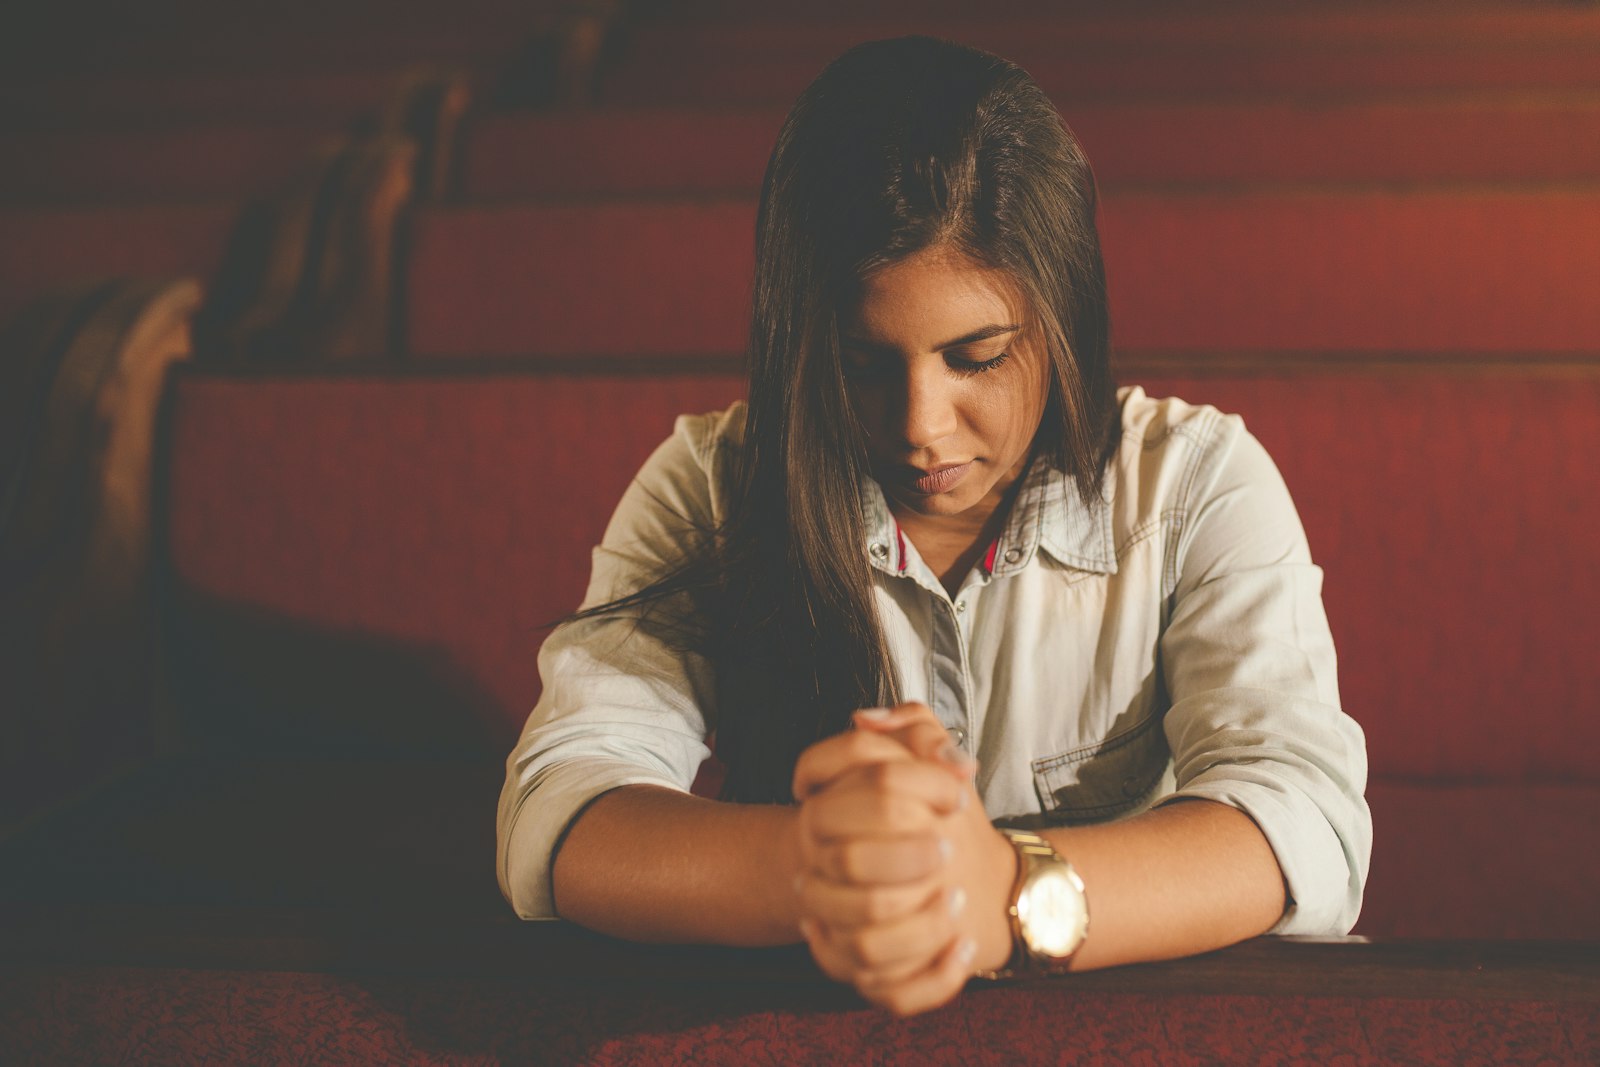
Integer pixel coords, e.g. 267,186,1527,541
974,828,1090,980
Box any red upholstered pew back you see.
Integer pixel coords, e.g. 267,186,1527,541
460,100,1600,199
405,193,1600,358
162,370,745,754
160,364,1594,939
0,204,235,324
0,127,338,203
1138,372,1600,784
163,367,1599,784
596,13,1600,105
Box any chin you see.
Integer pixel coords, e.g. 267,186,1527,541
889,485,983,517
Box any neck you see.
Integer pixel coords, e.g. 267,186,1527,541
890,457,1032,598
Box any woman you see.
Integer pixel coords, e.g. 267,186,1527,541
496,35,1370,1016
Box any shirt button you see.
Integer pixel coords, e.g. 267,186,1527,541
1003,547,1023,564
869,542,889,560
955,600,967,614
947,726,967,747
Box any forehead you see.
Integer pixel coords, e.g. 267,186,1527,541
842,248,1030,344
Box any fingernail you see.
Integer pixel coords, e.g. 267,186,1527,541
955,937,978,965
937,837,953,864
947,886,967,918
856,707,892,721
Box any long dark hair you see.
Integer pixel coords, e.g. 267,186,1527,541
571,35,1119,804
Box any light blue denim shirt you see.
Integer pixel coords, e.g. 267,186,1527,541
497,387,1372,933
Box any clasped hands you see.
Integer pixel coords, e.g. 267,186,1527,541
790,701,1018,1016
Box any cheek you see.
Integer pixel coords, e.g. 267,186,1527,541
847,385,889,443
969,376,1044,452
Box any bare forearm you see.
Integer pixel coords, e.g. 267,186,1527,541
1042,797,1287,972
551,784,805,946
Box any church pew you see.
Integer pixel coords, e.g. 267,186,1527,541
458,96,1600,199
0,203,235,324
403,190,1600,357
454,96,1600,199
597,9,1600,104
0,125,342,204
0,360,1567,940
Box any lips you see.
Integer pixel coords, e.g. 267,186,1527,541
900,461,974,495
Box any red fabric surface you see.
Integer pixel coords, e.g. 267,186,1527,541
161,371,1598,934
462,111,784,199
0,127,333,202
166,372,1599,779
165,373,746,750
461,102,1600,199
606,10,1600,57
1134,374,1600,782
2,965,1593,1066
601,47,1600,106
0,203,233,322
406,201,757,357
0,70,410,126
1357,781,1600,941
405,193,1600,356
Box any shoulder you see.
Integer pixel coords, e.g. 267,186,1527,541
671,399,747,470
616,401,745,535
1105,386,1305,576
1110,384,1278,516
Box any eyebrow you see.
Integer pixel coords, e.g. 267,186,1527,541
840,322,1022,352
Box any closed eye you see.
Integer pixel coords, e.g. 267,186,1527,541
948,351,1011,376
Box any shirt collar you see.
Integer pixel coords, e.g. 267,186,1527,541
859,453,1117,579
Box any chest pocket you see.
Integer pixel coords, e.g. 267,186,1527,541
1031,712,1170,824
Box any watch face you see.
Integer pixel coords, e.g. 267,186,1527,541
1017,865,1088,958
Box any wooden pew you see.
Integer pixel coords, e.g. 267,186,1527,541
0,277,201,838
458,96,1600,199
2,357,1588,939
0,126,342,204
597,9,1600,104
403,191,1600,357
0,204,233,325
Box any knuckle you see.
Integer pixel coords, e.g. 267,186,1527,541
863,760,895,790
838,844,876,883
844,927,878,967
862,888,896,924
834,841,868,882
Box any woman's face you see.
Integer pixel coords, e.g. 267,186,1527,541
839,245,1053,524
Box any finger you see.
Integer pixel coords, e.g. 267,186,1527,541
798,916,856,984
858,934,979,1018
801,761,970,840
852,703,935,731
854,703,978,780
832,884,967,972
792,729,916,802
796,870,943,927
850,944,943,990
809,832,951,885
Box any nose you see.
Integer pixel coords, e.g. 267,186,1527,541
895,363,959,451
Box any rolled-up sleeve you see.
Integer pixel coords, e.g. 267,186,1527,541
1154,414,1371,935
496,414,726,920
